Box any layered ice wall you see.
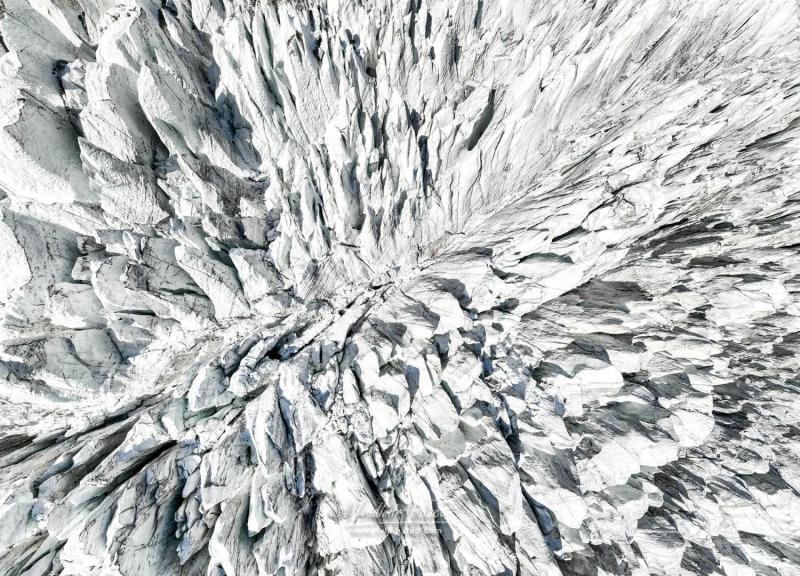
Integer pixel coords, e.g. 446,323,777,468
1,0,800,574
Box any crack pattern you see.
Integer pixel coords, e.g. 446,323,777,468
0,0,800,575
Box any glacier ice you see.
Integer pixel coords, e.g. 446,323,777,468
1,0,800,574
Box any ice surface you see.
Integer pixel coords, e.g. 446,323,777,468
1,0,800,574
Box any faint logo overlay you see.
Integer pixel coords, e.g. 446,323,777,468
341,502,446,538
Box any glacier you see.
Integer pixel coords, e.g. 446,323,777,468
0,0,799,574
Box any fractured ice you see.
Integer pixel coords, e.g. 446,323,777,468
1,0,799,574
